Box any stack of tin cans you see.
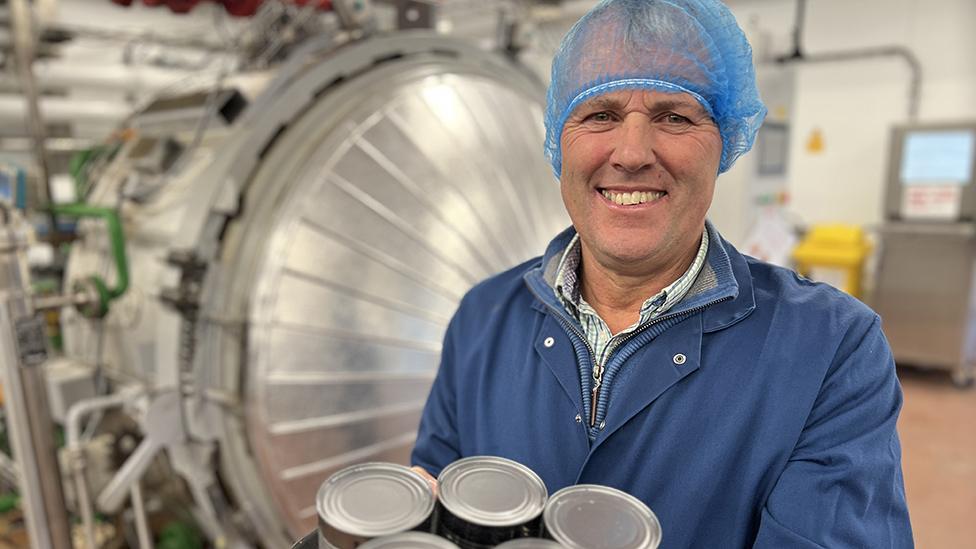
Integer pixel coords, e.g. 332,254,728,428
314,462,436,548
436,457,548,548
303,456,661,549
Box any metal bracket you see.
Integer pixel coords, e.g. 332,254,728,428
14,316,47,366
381,0,436,30
160,249,207,317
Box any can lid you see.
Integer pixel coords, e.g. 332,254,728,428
358,532,460,549
543,485,662,549
438,456,548,527
316,462,434,538
495,538,565,548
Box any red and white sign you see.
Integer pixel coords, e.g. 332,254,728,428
901,185,963,220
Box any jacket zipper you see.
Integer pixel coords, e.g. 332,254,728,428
587,296,733,427
561,296,732,428
588,321,653,426
527,279,732,429
590,363,604,426
549,314,599,426
549,306,656,427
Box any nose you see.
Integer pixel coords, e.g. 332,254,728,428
609,115,657,173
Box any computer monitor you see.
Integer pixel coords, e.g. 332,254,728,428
885,122,976,221
900,130,975,184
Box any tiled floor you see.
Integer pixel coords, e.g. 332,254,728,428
897,367,976,548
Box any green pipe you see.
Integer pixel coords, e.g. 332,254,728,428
52,204,129,317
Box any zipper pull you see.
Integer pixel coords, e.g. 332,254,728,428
589,364,604,427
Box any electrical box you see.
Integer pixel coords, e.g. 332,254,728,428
44,358,97,424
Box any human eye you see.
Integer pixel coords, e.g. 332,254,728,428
584,111,614,123
663,113,691,125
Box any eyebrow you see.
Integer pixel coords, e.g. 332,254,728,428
652,99,705,113
581,95,705,115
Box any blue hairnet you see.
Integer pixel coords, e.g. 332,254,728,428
544,0,767,176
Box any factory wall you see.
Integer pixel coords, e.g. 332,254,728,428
13,0,976,244
714,0,976,245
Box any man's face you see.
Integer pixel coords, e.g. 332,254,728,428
559,89,722,275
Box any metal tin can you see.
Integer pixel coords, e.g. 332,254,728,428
542,485,662,549
290,530,318,549
495,539,565,548
436,456,548,549
358,532,461,548
316,462,435,549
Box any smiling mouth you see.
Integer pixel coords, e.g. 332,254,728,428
600,189,666,206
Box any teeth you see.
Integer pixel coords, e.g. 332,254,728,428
601,189,664,205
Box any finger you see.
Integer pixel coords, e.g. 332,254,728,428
410,466,439,497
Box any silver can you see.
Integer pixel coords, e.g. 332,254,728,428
495,539,565,548
358,532,461,548
436,456,548,549
316,462,435,549
290,530,318,549
542,485,662,549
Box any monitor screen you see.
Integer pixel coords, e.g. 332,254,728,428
900,130,975,185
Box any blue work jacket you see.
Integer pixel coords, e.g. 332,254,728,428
412,224,913,548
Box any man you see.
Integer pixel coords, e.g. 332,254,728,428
411,0,913,546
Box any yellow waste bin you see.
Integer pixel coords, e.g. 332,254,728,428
792,224,872,299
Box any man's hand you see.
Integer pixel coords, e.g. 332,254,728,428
411,466,439,497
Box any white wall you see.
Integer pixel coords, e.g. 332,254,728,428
718,0,976,240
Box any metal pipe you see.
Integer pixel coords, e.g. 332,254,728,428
97,437,162,513
52,204,130,317
0,308,52,549
798,47,923,120
0,62,200,94
9,0,57,229
51,22,236,54
32,290,93,312
0,207,73,549
20,364,73,548
0,137,98,153
789,0,806,59
65,391,133,549
65,392,131,457
0,94,132,124
131,481,154,549
776,0,922,120
72,453,99,549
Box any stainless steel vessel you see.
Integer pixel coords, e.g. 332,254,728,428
60,31,568,547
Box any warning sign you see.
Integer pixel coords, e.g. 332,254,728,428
901,185,962,220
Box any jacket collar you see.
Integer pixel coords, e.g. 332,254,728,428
524,220,755,333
